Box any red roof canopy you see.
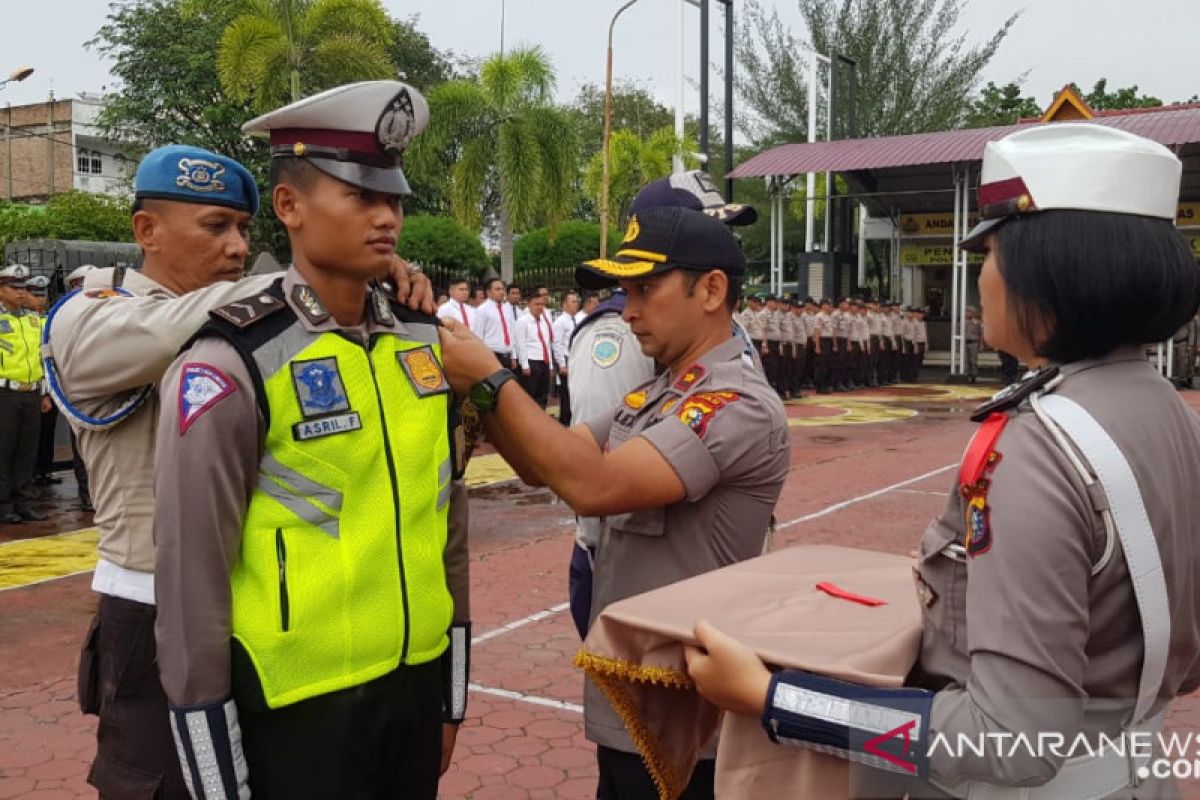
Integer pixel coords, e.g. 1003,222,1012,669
729,105,1200,179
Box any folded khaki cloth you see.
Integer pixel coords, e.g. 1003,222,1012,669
576,544,923,799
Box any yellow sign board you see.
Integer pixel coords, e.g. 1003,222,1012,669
900,245,984,267
898,213,979,237
1186,234,1200,259
902,203,1200,235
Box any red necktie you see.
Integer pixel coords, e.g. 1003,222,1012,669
497,301,510,346
535,317,549,363
459,302,468,326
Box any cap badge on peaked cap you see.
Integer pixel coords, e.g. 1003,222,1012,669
376,88,419,157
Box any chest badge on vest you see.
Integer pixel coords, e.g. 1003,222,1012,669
0,319,11,334
397,345,450,397
292,358,350,417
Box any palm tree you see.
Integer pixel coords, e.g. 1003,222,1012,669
408,47,578,283
583,127,698,230
211,0,396,113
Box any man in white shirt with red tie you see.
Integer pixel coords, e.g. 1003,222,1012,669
552,291,581,425
475,277,517,370
437,277,476,330
515,292,555,408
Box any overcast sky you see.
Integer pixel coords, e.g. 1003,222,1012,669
3,0,1197,129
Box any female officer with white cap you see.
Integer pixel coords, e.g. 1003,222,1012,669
683,123,1200,798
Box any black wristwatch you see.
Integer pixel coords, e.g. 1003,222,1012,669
469,368,516,413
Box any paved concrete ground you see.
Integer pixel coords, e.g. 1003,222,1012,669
2,382,1198,799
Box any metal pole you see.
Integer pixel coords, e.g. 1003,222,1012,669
47,91,54,196
673,0,685,173
805,50,818,253
959,176,970,374
600,0,643,259
699,0,709,161
823,56,833,253
857,204,867,287
769,179,777,295
950,168,962,375
500,0,506,55
5,102,11,200
723,0,734,200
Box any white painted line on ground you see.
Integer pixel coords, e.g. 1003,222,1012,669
775,463,956,532
469,683,583,714
472,602,571,645
895,488,950,497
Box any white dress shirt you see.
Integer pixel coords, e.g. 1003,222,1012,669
516,313,555,370
551,312,578,367
474,299,514,355
436,298,476,331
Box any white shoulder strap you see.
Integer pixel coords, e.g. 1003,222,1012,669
1034,393,1170,728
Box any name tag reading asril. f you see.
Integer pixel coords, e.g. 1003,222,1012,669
293,412,363,441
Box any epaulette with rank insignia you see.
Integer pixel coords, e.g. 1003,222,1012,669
210,291,287,329
969,366,1060,423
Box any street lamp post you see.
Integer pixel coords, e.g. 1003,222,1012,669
1,68,34,202
600,0,643,258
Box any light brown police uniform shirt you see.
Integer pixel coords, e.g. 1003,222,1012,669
581,335,790,754
763,310,782,342
46,268,275,601
911,349,1200,788
965,318,983,344
152,269,470,708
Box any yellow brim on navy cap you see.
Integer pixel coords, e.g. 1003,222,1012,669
577,247,670,288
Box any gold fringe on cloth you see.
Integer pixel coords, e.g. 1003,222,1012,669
575,651,694,800
575,544,924,799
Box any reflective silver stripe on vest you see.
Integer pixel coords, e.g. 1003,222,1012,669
257,475,339,538
436,457,453,510
260,453,343,513
252,320,314,381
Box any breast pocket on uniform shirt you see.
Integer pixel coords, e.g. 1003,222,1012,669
606,505,665,538
914,514,967,649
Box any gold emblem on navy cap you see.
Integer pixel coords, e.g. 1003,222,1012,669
176,158,227,193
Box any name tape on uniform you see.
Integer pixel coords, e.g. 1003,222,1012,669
293,412,363,441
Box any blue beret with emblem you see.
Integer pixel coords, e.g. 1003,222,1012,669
134,145,259,215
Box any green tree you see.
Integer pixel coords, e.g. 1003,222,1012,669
389,17,453,91
582,127,698,229
1071,78,1163,111
396,215,487,274
0,193,134,252
963,81,1042,128
408,47,578,283
735,0,1019,143
569,83,677,163
213,0,395,112
513,221,621,274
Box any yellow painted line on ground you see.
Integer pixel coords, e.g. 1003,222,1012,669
465,452,518,487
787,399,918,427
0,527,99,591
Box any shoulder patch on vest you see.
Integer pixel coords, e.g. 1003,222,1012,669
211,292,286,329
969,366,1060,423
291,357,350,418
0,319,11,334
590,331,622,368
178,363,236,435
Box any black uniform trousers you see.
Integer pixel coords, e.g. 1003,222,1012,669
900,340,914,382
814,337,835,392
869,335,882,386
598,746,715,800
81,595,191,799
849,342,864,387
791,343,807,395
557,370,572,425
833,337,850,389
520,360,551,409
762,340,782,393
802,341,817,387
240,660,443,799
0,388,41,515
35,401,58,478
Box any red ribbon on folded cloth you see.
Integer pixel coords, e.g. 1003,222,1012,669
815,582,888,607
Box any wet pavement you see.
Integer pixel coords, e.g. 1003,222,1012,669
2,382,1199,798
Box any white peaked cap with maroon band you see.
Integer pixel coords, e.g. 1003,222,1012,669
961,123,1181,251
